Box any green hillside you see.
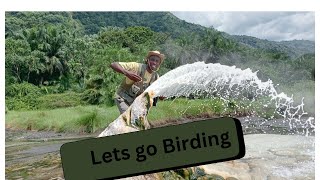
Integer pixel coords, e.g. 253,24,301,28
5,12,314,114
72,12,208,37
228,34,314,58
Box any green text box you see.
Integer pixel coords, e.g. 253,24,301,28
61,117,245,180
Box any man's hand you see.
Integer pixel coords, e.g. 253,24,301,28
124,71,142,82
110,62,142,82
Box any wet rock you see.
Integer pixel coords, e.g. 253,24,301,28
225,177,238,180
98,91,154,137
197,174,225,180
200,134,314,180
120,173,161,180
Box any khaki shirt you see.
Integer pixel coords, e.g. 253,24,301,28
118,62,153,86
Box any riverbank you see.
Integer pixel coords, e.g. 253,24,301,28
5,128,97,142
5,128,97,180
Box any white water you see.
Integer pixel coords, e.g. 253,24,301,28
145,62,314,179
146,62,314,136
98,62,314,179
147,62,277,98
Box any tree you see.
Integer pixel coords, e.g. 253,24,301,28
6,26,73,86
5,38,31,83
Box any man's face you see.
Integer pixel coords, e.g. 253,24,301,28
148,55,161,71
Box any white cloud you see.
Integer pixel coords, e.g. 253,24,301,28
172,12,315,41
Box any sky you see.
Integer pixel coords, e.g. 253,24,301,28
171,12,315,42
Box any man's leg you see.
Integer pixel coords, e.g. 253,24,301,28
114,96,129,114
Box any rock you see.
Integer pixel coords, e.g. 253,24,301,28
200,134,314,180
98,91,155,137
120,173,161,180
225,177,238,180
197,174,225,180
98,91,161,179
97,91,244,180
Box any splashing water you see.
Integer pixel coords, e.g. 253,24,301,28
145,62,314,136
96,62,314,179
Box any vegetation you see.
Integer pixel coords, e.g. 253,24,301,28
227,35,315,58
6,98,276,133
5,12,314,132
5,106,117,133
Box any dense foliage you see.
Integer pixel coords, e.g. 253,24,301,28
5,12,314,114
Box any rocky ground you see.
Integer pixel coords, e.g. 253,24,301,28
5,129,97,180
5,116,315,180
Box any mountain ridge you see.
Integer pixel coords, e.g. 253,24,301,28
6,11,314,59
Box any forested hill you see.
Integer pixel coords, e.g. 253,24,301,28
228,34,314,58
5,12,207,37
72,12,207,37
5,12,315,112
6,12,314,58
72,12,315,58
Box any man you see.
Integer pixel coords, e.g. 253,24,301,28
110,50,165,114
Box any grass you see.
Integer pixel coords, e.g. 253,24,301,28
148,98,225,122
278,80,315,116
5,97,278,133
5,106,119,133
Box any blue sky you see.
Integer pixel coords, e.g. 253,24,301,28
172,12,315,42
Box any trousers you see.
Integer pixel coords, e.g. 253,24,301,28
114,96,130,114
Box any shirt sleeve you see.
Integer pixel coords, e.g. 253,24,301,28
118,62,140,73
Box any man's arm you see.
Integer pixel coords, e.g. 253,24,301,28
110,62,142,82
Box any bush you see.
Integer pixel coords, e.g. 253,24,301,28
75,109,99,133
5,82,43,110
6,96,39,110
5,83,88,110
36,92,86,109
82,89,105,105
6,82,42,97
39,84,66,94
